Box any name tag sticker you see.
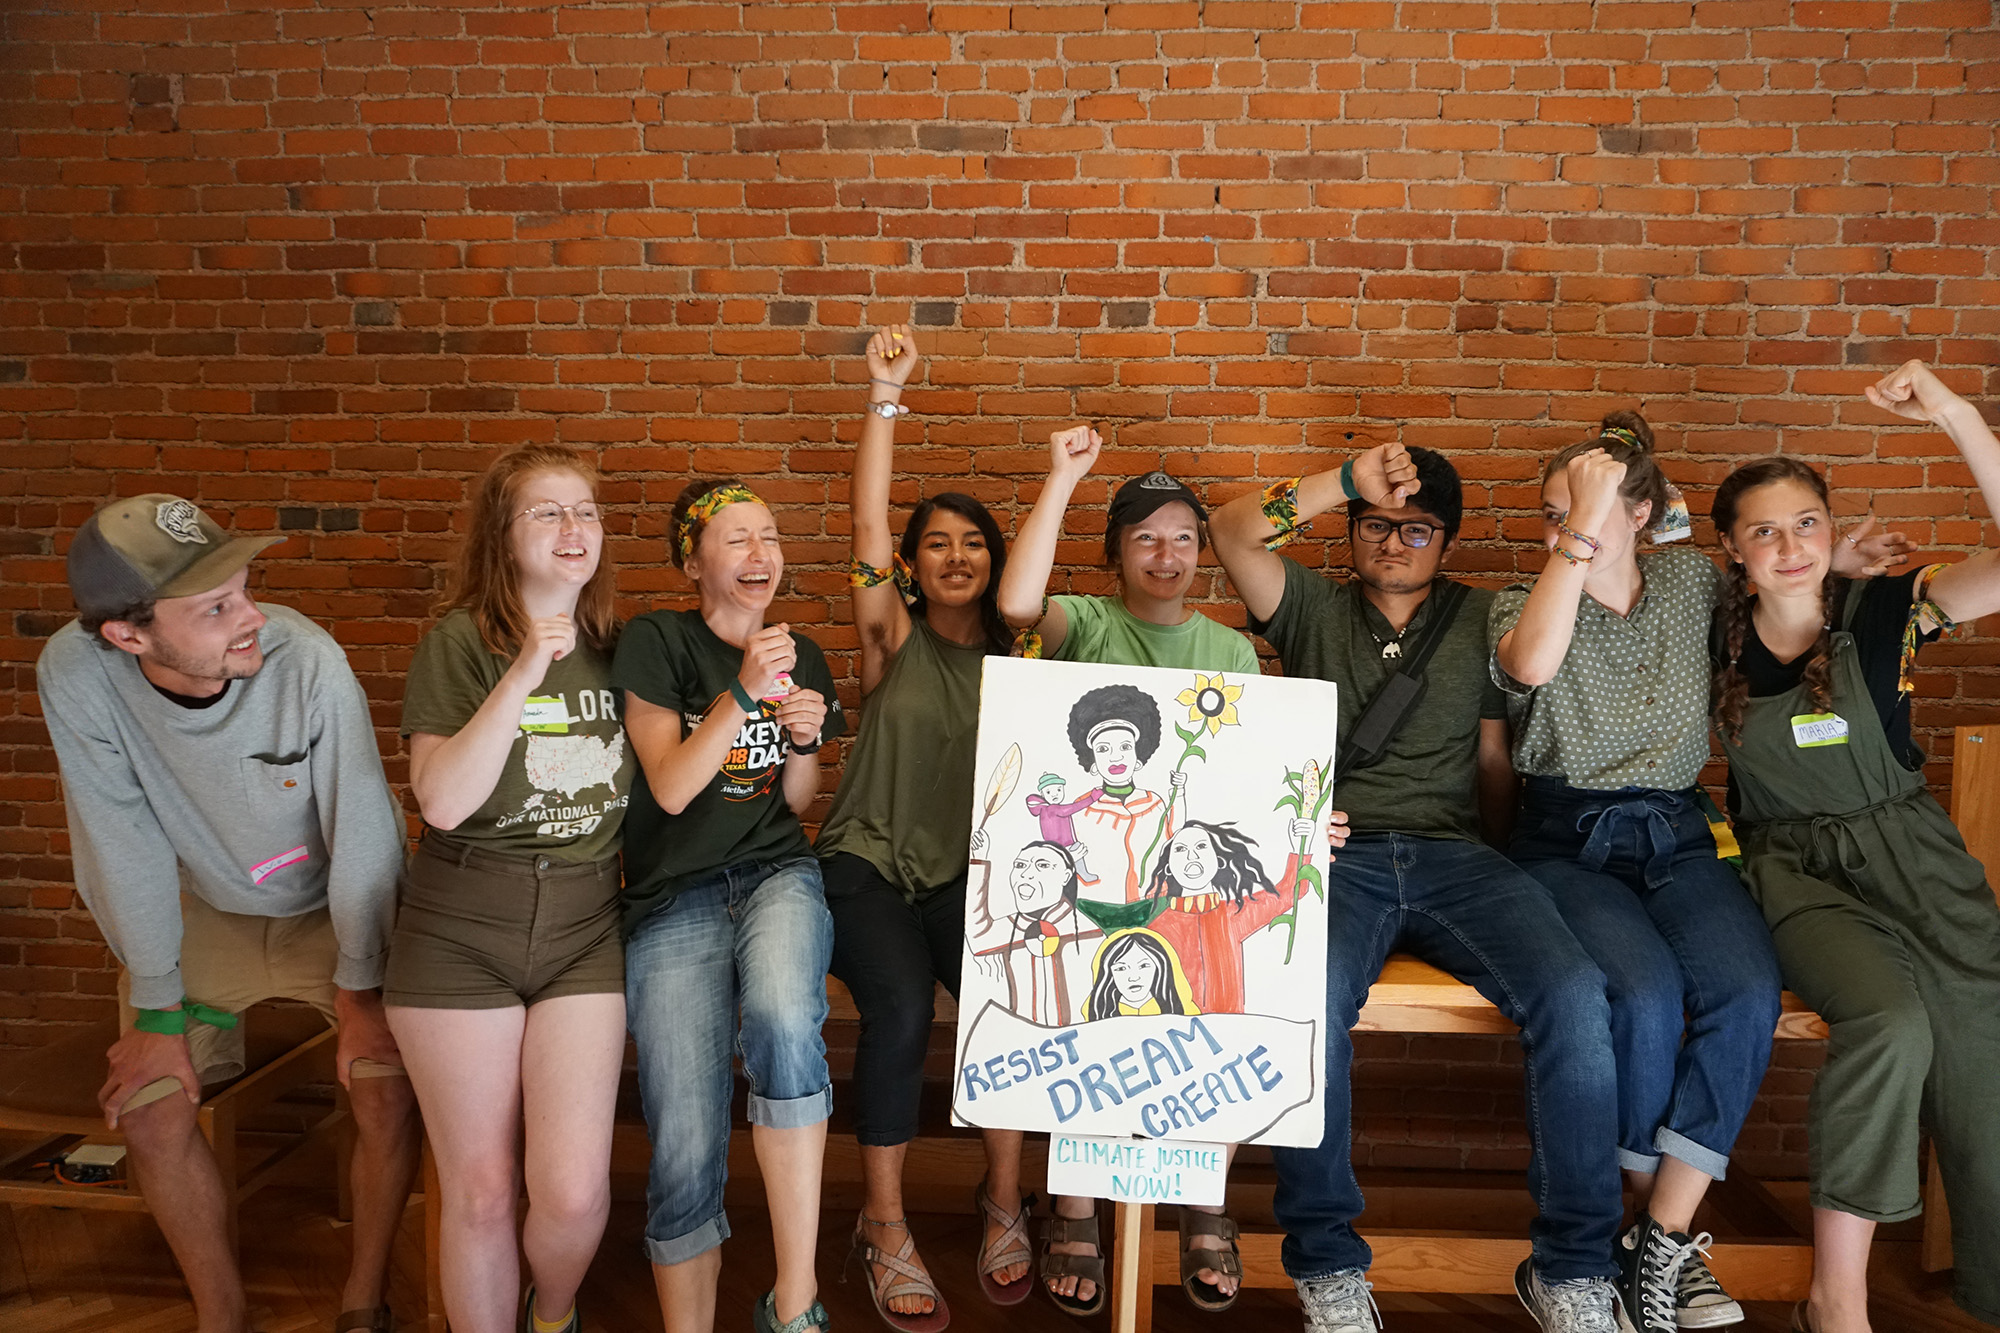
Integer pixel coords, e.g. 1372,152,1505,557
1791,712,1849,748
520,696,572,733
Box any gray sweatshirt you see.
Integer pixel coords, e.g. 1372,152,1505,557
36,605,407,1010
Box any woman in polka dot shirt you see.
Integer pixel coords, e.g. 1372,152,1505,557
1488,411,1906,1333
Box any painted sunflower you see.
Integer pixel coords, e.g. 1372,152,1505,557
1176,673,1243,737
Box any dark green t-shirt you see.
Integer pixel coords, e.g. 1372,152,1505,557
611,610,847,928
400,608,634,863
817,620,989,899
1249,560,1504,842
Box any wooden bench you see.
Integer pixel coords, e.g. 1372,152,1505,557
0,1003,344,1254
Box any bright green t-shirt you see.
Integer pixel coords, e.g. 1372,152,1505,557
1051,594,1260,675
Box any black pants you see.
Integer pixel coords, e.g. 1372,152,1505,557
823,852,967,1147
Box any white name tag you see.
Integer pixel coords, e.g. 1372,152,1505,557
1791,712,1849,748
1047,1133,1227,1206
520,696,573,733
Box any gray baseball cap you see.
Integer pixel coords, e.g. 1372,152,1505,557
67,495,283,618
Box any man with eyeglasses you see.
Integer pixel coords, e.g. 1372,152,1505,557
34,495,419,1333
1209,448,1627,1333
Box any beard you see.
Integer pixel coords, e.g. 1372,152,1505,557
1354,562,1437,596
147,634,264,685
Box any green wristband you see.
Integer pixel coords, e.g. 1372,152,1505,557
1338,457,1359,502
132,1007,187,1035
729,678,760,714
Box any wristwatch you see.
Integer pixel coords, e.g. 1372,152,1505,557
792,730,824,755
865,400,908,419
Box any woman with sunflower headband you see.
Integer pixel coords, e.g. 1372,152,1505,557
610,479,847,1333
1491,410,1911,1333
994,428,1271,1318
811,327,1030,1330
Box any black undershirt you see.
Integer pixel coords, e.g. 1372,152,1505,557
148,678,231,710
1731,570,1932,771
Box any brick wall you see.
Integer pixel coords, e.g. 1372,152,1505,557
4,0,1998,1174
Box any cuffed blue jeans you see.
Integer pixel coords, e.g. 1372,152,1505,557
1511,778,1782,1181
1272,833,1625,1283
626,856,834,1266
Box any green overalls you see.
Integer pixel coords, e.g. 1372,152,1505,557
1726,590,2000,1324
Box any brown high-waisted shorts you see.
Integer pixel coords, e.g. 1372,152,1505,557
384,832,623,1008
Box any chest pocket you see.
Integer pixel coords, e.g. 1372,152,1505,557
243,754,313,812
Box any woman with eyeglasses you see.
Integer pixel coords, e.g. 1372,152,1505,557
1490,412,1907,1333
386,444,634,1333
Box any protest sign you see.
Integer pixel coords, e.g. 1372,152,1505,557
954,658,1337,1148
1047,1133,1229,1206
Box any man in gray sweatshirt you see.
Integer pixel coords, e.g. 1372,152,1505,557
35,495,420,1333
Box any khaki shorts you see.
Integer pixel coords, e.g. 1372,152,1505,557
117,891,404,1114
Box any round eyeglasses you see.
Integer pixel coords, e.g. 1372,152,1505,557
1352,517,1441,549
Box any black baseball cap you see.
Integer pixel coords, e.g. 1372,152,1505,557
1108,471,1207,528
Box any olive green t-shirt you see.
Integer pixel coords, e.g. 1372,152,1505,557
611,610,847,930
1052,594,1260,675
1249,560,1504,842
817,620,990,900
400,608,634,863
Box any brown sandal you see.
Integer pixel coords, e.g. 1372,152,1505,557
1177,1207,1242,1312
1039,1207,1107,1318
845,1213,950,1333
974,1181,1034,1307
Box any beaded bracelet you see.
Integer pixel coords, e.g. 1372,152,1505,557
1259,477,1306,551
1555,519,1601,554
1549,540,1595,568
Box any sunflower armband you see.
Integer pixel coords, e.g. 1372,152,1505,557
1260,477,1307,551
847,554,918,605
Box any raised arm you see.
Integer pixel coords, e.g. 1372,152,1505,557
1865,360,2000,624
1209,443,1419,623
1493,450,1627,688
851,324,920,693
997,424,1102,655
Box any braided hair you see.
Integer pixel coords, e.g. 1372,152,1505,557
1711,456,1845,741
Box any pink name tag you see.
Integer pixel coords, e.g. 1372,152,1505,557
250,845,309,885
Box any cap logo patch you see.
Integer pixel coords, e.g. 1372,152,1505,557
154,499,209,545
1138,472,1178,491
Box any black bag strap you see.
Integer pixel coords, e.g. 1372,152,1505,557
1335,578,1472,781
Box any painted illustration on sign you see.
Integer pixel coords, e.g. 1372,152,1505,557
956,658,1338,1147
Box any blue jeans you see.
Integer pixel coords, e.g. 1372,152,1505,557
626,856,834,1266
1511,778,1782,1181
1272,834,1624,1283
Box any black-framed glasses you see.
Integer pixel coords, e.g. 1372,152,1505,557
517,502,604,526
1352,517,1441,549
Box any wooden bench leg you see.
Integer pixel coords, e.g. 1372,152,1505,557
1111,1202,1155,1333
1922,1153,1953,1273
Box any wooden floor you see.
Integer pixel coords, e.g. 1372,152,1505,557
0,1181,1988,1333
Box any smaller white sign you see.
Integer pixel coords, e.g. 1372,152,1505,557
1046,1133,1228,1206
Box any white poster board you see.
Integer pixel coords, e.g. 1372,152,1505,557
953,658,1337,1148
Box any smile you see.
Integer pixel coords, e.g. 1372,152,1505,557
228,634,257,652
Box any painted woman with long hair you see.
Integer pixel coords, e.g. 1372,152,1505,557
1710,362,2000,1333
387,444,633,1333
1142,814,1312,1015
1084,929,1199,1019
813,327,1028,1329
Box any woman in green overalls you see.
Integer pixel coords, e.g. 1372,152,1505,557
1710,360,2000,1333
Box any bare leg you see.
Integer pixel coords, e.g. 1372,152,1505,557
981,1128,1029,1285
1640,1156,1714,1234
655,1249,722,1333
757,1120,830,1330
1805,1208,1876,1333
1182,1142,1240,1299
1046,1193,1100,1305
120,1092,248,1333
387,1004,528,1333
857,1142,936,1316
340,1070,422,1314
520,993,626,1323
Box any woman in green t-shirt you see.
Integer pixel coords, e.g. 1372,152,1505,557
995,429,1263,1317
613,479,845,1333
814,327,1025,1330
385,443,633,1333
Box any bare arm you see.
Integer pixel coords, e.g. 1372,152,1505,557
1476,717,1519,849
996,425,1103,654
1866,361,2000,624
1209,443,1419,624
852,325,919,694
623,623,799,816
1492,451,1627,688
409,615,575,829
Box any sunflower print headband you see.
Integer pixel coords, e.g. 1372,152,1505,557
678,483,764,563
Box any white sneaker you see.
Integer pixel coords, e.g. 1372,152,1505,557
1295,1269,1381,1333
1674,1247,1745,1327
1515,1258,1625,1333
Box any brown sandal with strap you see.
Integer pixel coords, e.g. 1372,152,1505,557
1177,1207,1243,1313
845,1213,951,1333
1039,1206,1107,1318
974,1181,1034,1307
